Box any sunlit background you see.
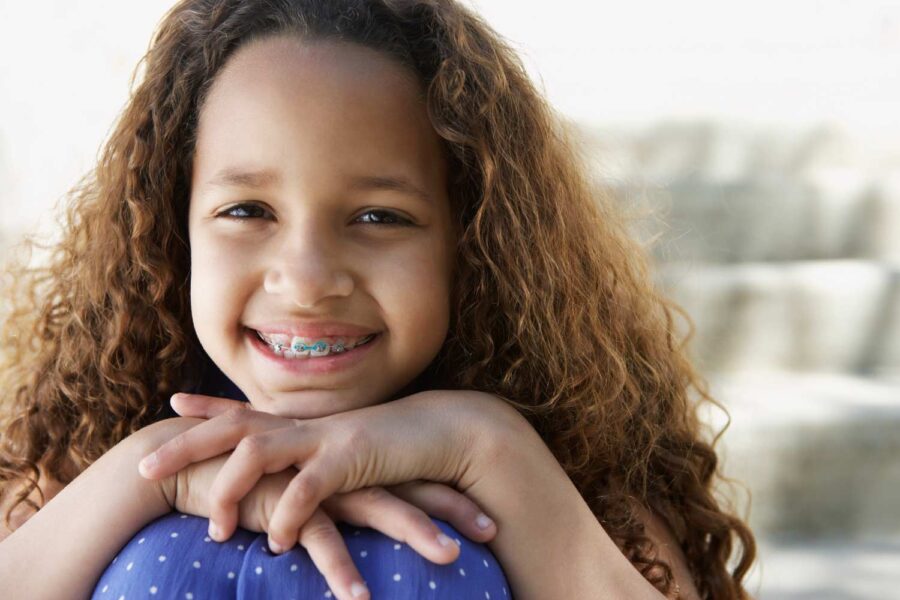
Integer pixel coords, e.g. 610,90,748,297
2,1,898,597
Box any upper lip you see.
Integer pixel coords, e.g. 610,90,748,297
247,321,380,338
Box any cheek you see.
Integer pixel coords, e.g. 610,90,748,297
189,232,250,340
376,242,452,350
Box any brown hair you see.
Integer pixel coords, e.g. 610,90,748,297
0,1,756,597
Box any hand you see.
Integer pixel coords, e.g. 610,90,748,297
173,449,496,600
139,390,517,551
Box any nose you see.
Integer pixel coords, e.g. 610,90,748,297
262,225,354,308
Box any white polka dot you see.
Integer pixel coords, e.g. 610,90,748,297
238,544,245,551
125,561,134,571
112,557,118,564
149,586,157,594
324,591,333,598
158,555,167,562
227,572,236,580
290,564,299,572
459,568,466,576
483,559,489,567
170,532,178,538
486,592,491,599
193,561,201,569
204,536,211,543
186,593,193,599
262,546,268,553
454,538,462,546
503,587,508,595
180,514,188,519
360,550,368,558
393,573,402,582
429,581,437,590
353,530,361,536
393,543,401,550
102,585,109,592
138,538,145,544
118,595,125,600
255,566,263,575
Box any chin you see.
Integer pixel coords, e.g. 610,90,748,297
249,388,365,420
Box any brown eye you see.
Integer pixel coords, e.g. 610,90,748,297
217,203,272,220
355,209,413,227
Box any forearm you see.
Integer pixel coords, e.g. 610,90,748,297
0,423,182,600
462,425,666,599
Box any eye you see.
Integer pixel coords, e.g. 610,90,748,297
216,202,273,220
354,209,414,227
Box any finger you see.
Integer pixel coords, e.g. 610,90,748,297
297,508,370,600
170,392,253,419
320,487,461,565
388,481,498,543
138,405,280,479
267,454,345,550
208,427,319,540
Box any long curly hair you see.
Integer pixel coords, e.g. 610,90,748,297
0,0,756,597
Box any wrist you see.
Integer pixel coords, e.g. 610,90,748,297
132,417,205,510
456,399,659,599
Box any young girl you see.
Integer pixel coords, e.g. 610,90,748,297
0,0,757,599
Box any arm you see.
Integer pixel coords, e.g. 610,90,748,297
461,404,699,599
0,418,195,600
141,391,699,598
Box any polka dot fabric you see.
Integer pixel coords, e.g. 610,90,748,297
91,512,512,599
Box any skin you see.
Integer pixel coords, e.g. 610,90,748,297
0,33,700,600
188,35,457,420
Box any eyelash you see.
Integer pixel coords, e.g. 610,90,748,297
216,203,414,227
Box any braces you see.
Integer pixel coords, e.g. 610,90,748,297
271,340,347,354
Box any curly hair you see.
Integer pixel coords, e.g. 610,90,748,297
0,0,756,597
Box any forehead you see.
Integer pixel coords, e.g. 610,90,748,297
192,36,445,188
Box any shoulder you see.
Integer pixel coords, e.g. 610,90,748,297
0,471,66,541
634,505,702,600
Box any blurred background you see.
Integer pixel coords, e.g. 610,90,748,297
1,1,898,597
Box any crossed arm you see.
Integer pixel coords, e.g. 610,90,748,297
0,391,699,600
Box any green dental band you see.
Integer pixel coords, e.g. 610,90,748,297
271,340,346,353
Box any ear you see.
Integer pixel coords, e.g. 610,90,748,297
170,393,253,419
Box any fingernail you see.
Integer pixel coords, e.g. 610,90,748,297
351,581,368,597
436,532,454,547
208,521,220,541
269,539,283,554
139,453,158,474
475,513,494,530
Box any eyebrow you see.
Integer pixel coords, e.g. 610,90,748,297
205,167,432,204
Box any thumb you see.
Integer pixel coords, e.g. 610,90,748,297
170,393,253,419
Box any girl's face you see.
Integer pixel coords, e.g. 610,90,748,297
188,36,456,419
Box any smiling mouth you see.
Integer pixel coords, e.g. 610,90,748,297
252,329,378,359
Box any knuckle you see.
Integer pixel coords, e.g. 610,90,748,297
161,432,189,460
397,502,432,528
358,486,389,505
341,425,371,456
235,433,267,460
300,517,339,545
223,406,250,425
288,471,322,504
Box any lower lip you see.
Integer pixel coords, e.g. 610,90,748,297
246,328,381,375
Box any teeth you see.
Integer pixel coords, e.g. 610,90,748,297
256,331,375,359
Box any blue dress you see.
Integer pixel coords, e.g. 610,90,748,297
91,359,512,598
91,512,511,599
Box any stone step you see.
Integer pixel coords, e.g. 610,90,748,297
580,121,900,263
748,536,900,599
702,372,900,540
656,260,900,375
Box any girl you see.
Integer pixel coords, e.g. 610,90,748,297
0,0,757,598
